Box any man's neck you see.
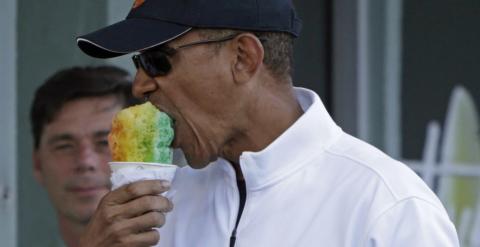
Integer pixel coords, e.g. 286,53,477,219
58,216,87,247
221,85,303,163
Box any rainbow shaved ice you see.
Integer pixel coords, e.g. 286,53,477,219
108,102,174,164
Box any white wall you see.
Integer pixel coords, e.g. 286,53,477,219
0,0,17,246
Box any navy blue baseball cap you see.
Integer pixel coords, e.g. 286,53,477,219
77,0,302,58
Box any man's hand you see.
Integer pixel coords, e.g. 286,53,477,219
79,180,173,247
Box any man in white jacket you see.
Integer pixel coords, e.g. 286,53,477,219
76,0,460,246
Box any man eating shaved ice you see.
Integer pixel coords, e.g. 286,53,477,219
75,0,460,246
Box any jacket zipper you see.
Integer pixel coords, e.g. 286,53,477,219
230,179,247,247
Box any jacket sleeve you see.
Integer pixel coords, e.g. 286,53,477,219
364,197,460,247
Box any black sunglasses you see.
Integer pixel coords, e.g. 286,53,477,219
132,34,241,78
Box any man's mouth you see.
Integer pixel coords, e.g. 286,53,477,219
68,186,108,197
66,177,110,196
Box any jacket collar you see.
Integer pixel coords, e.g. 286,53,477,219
220,87,342,191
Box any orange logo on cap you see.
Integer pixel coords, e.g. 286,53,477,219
132,0,145,9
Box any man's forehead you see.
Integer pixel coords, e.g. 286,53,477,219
40,96,121,143
45,130,110,144
41,122,111,146
58,95,122,116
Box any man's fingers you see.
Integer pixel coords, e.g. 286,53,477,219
108,212,164,247
106,228,160,247
78,180,171,247
125,229,161,247
120,195,173,219
100,211,165,244
107,180,171,204
129,211,167,230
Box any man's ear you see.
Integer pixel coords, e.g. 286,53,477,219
231,33,265,84
33,151,45,186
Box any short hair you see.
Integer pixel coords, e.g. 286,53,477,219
197,29,295,81
30,66,139,149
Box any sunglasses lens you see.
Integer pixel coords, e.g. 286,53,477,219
150,55,171,76
135,53,171,77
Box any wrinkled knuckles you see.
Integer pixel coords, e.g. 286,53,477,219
103,209,123,225
109,223,127,238
118,235,144,247
132,211,165,229
157,197,173,212
150,211,166,227
124,183,145,198
137,229,161,247
154,180,170,193
100,191,116,205
148,195,170,212
142,195,157,207
133,195,162,213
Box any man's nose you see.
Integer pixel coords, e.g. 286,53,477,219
132,69,158,99
75,143,101,172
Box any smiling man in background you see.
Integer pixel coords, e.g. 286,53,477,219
30,66,138,247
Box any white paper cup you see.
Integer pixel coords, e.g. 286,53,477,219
109,161,175,171
109,162,178,190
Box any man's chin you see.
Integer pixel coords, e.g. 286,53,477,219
64,204,98,225
63,193,106,224
185,154,215,169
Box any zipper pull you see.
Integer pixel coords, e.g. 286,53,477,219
229,229,237,247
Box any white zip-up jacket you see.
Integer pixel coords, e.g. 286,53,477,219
159,87,459,247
